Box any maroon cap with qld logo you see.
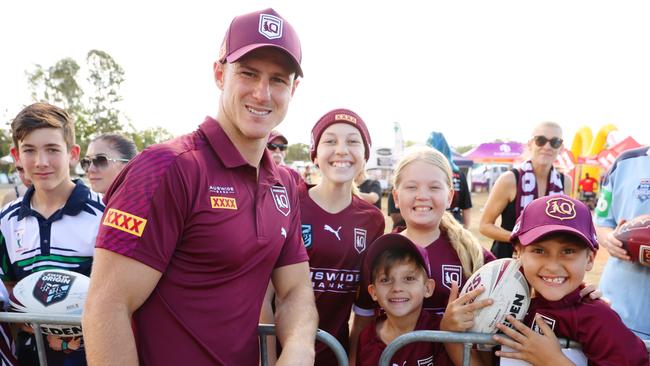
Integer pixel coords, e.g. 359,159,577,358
218,8,303,77
510,194,598,251
310,108,372,161
363,233,432,282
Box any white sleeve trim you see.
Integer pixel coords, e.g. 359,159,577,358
352,304,375,317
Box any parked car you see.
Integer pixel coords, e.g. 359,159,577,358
470,164,510,192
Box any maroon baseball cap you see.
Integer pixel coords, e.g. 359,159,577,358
309,108,372,161
363,233,432,282
268,130,288,144
510,195,598,251
218,8,303,77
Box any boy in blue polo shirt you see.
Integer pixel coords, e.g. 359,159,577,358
0,103,104,366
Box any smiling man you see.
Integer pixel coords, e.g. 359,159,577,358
82,8,318,366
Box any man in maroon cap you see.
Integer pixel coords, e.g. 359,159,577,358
82,8,318,366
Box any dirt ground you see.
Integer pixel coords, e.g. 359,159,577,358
381,191,608,285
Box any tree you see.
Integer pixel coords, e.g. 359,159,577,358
285,143,310,164
25,50,170,152
128,126,174,151
454,144,475,154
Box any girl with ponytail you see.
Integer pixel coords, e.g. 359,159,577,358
391,147,495,313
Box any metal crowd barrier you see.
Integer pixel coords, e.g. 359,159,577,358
379,330,650,366
258,324,348,366
0,314,350,366
1,313,648,366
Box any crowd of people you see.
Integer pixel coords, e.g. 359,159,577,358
0,7,647,366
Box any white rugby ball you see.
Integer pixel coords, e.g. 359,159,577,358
459,258,530,333
10,269,89,336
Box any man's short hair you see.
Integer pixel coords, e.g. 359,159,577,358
11,103,76,150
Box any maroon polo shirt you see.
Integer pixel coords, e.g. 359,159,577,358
356,310,453,366
298,182,385,365
524,288,649,365
96,117,308,366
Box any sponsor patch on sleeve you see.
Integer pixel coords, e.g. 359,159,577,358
103,208,148,237
210,196,238,210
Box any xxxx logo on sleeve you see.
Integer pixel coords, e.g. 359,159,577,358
210,196,238,210
103,208,148,237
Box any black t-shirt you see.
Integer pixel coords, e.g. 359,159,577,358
358,179,382,209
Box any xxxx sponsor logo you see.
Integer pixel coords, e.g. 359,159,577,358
211,196,238,210
103,208,147,237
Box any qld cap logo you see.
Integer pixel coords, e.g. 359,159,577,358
545,197,576,220
259,13,283,40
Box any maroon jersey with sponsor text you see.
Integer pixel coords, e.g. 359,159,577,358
524,288,649,365
299,182,385,365
96,118,308,366
418,232,495,314
356,310,452,366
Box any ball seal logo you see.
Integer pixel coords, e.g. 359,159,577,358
211,196,238,210
545,197,576,220
103,208,148,237
33,272,75,307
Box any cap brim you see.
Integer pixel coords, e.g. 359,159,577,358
226,43,303,77
518,225,595,250
363,234,431,280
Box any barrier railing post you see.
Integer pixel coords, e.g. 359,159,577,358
33,323,48,366
258,324,348,366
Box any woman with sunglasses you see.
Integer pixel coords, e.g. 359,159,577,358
81,134,137,194
479,121,572,259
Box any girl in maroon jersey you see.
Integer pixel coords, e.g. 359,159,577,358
261,108,385,366
391,147,495,314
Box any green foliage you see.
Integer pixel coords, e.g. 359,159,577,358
127,125,174,151
25,50,171,152
285,143,310,164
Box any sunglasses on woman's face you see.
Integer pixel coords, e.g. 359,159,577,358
267,143,288,151
80,154,130,172
533,135,563,149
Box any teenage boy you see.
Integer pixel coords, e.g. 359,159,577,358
494,195,648,365
0,102,104,366
357,233,488,366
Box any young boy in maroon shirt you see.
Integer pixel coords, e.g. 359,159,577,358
357,233,488,366
494,195,648,365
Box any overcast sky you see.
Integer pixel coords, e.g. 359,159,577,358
2,0,649,152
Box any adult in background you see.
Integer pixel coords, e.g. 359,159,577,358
427,131,472,228
595,145,650,340
82,8,318,365
578,172,598,209
479,121,571,259
268,130,289,166
81,133,137,194
0,156,31,207
355,170,382,209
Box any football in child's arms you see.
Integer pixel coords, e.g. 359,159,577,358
10,269,89,336
459,258,531,333
614,214,650,266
